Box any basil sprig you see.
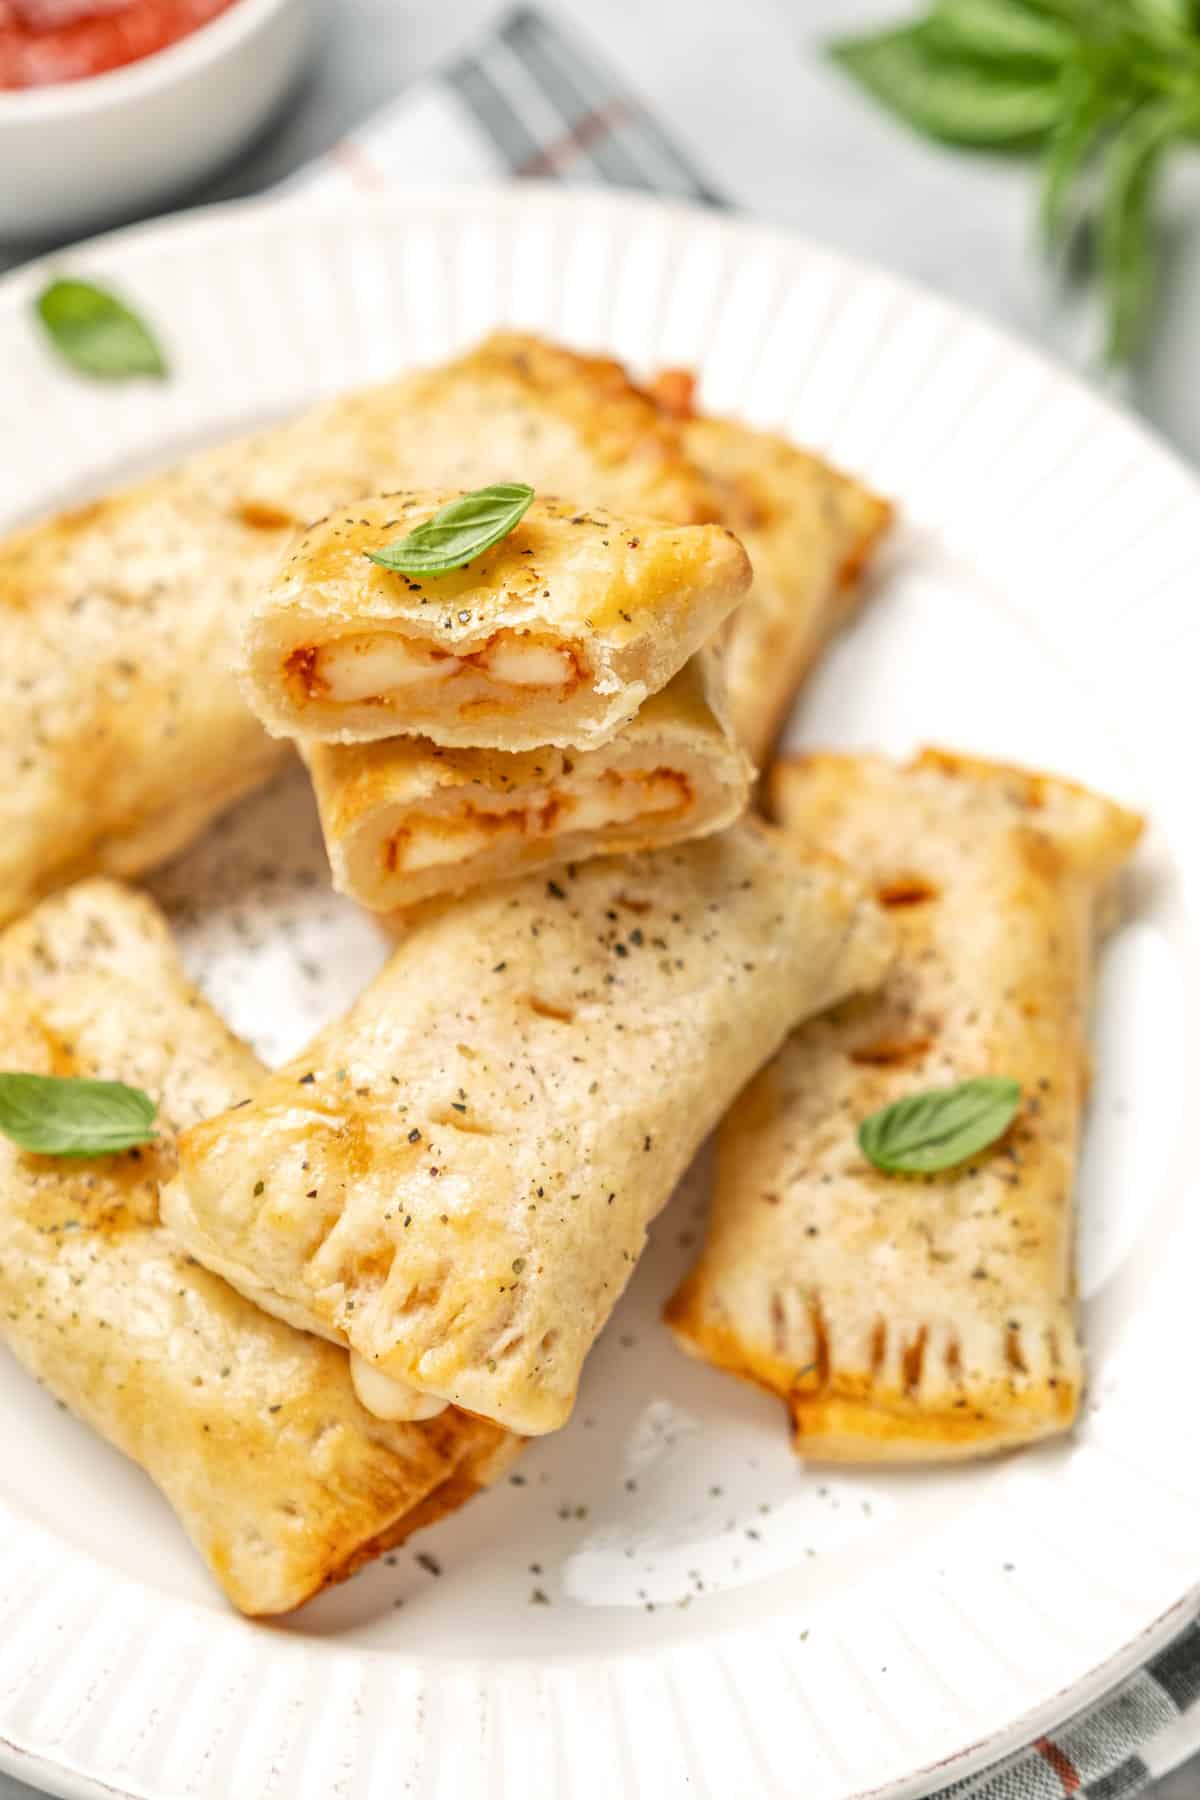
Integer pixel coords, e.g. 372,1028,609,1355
858,1076,1021,1174
366,483,535,576
34,278,167,381
0,1073,158,1158
830,0,1200,361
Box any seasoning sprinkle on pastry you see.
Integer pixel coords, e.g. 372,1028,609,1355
0,880,517,1614
652,371,893,764
0,330,715,926
164,821,892,1437
241,491,751,752
666,750,1143,1462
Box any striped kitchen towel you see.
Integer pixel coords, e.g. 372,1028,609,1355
288,5,722,204
300,12,1200,1798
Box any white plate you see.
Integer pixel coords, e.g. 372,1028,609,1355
0,186,1197,1800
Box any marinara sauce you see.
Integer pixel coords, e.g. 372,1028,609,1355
0,0,240,90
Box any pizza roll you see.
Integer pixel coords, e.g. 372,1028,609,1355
164,822,892,1437
0,880,517,1615
652,372,893,764
0,331,714,926
242,492,750,751
666,750,1143,1462
304,656,750,912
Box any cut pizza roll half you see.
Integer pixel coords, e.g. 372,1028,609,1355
241,492,751,751
164,821,892,1437
665,749,1143,1462
305,655,750,912
0,880,517,1614
652,371,893,765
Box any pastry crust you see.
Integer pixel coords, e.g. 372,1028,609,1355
242,491,750,750
0,880,516,1614
666,750,1143,1461
165,822,892,1436
305,656,751,912
652,372,893,764
0,332,714,926
0,484,290,927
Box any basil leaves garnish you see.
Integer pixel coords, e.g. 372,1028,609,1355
365,483,535,576
829,2,1200,361
0,1073,158,1158
34,277,167,381
858,1077,1021,1175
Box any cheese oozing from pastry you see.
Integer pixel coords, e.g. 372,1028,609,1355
351,1354,448,1422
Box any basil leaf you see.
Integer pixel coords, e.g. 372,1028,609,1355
1129,0,1196,46
928,0,1076,65
858,1077,1021,1174
1100,98,1194,362
1039,67,1115,246
0,1073,158,1158
35,278,167,381
366,484,535,576
830,22,1065,146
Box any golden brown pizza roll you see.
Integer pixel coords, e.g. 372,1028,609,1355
304,656,750,912
666,749,1143,1462
163,821,892,1437
243,492,749,751
0,879,517,1614
652,371,893,764
0,331,715,926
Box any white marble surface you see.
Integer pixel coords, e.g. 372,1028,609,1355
0,3,1197,1795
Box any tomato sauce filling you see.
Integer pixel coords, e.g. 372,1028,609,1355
0,0,239,90
381,768,694,877
283,629,589,714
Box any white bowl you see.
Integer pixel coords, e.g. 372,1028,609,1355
0,0,314,239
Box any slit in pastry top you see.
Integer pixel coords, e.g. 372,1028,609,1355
240,491,752,751
305,655,752,913
665,749,1144,1464
163,820,893,1437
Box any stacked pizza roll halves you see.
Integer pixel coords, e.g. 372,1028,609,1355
235,332,892,913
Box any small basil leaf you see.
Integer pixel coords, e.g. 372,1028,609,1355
365,483,535,576
0,1073,158,1158
1100,98,1194,362
927,0,1076,64
830,22,1065,146
35,278,167,381
858,1077,1021,1175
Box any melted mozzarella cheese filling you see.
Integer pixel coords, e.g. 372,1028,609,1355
350,1352,448,1422
316,635,461,701
295,629,580,707
386,768,691,874
483,638,575,688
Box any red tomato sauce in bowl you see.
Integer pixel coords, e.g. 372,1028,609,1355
0,0,240,89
